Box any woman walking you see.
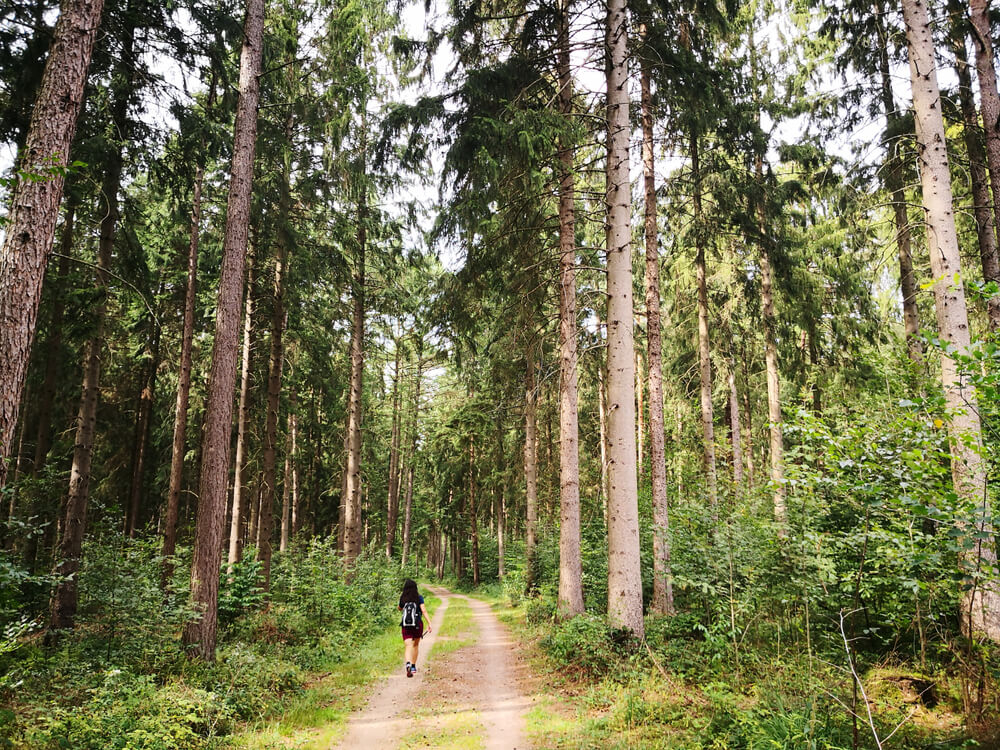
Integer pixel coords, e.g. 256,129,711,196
399,578,431,677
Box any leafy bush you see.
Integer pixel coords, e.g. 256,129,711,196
539,613,630,677
524,595,556,625
25,669,234,749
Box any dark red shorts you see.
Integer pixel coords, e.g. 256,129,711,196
401,625,424,641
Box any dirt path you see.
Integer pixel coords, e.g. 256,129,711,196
333,587,532,749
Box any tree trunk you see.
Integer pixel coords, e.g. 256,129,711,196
636,348,645,474
469,434,480,585
343,177,367,567
728,362,744,488
949,5,1000,330
970,0,1000,281
126,324,160,537
597,353,609,516
184,0,266,660
524,352,539,593
760,226,787,533
904,0,1000,641
401,346,423,567
876,7,923,356
385,342,402,558
742,381,754,489
290,407,300,536
641,34,675,616
257,114,292,592
50,154,120,631
0,0,105,486
280,406,293,553
605,0,644,637
228,243,255,567
496,421,506,580
556,0,584,618
163,161,204,588
692,131,718,517
49,17,135,629
20,203,74,568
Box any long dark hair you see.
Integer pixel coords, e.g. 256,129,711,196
400,578,420,605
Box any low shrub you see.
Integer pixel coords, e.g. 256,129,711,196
24,669,234,750
539,613,627,677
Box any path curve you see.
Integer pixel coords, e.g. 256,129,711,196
333,587,530,749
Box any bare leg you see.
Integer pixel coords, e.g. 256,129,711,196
404,638,416,664
412,637,421,666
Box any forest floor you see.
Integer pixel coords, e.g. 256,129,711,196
333,586,535,749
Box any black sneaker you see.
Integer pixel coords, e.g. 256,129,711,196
411,665,418,675
405,663,412,678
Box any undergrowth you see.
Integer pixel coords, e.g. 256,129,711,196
0,535,413,749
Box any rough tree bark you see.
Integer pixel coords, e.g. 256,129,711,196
903,0,1000,641
184,0,266,660
556,0,584,618
605,0,644,636
0,0,105,487
641,32,675,616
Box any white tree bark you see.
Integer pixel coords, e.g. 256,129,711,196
903,0,1000,641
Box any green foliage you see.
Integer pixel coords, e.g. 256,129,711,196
539,614,636,679
24,669,234,750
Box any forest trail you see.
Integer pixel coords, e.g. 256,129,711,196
333,587,533,749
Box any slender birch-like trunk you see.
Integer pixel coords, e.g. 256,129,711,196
641,32,674,615
556,0,584,617
184,0,266,660
605,0,644,636
0,0,105,485
903,0,1000,641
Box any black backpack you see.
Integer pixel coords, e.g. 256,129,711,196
400,601,421,628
